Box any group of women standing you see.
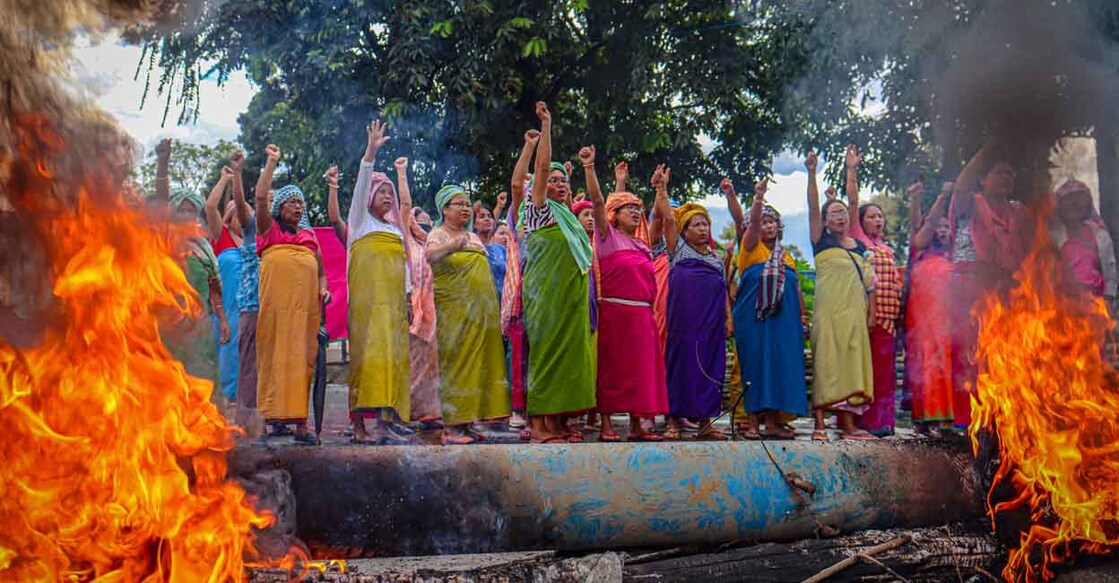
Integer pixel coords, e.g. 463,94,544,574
162,108,1117,445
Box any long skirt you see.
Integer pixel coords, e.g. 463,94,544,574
653,253,670,351
508,316,527,411
734,262,808,416
347,232,411,420
907,254,954,423
950,263,984,428
811,247,873,411
432,248,511,425
235,310,259,426
256,245,319,423
856,326,896,433
212,247,242,400
666,258,726,418
597,249,668,416
524,225,596,415
409,333,442,421
168,255,220,387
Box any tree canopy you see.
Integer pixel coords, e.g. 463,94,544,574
132,0,1119,223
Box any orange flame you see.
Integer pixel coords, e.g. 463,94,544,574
971,204,1119,581
0,115,280,580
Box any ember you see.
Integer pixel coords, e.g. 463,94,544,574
972,204,1119,581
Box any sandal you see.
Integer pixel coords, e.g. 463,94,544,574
739,428,761,440
530,436,567,445
441,432,476,445
811,429,830,442
599,431,623,443
696,429,729,441
761,427,797,440
839,429,877,441
629,431,664,442
663,428,683,440
519,428,532,441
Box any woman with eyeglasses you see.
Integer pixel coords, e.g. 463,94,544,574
254,143,329,445
583,145,668,442
805,150,877,441
426,185,511,444
518,103,596,444
324,122,415,445
947,144,1031,429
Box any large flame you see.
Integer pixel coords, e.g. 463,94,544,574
0,114,276,581
971,205,1119,581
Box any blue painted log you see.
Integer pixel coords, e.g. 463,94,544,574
231,439,982,557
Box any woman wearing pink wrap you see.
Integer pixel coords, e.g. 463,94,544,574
584,145,668,442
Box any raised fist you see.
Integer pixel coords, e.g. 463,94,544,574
578,146,595,166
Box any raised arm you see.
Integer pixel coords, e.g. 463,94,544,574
952,143,992,219
204,166,233,240
530,102,552,208
394,157,413,234
154,138,171,203
255,144,280,234
906,181,925,239
806,151,823,244
720,178,747,238
494,191,508,222
845,144,862,234
511,129,540,218
325,165,347,244
363,120,389,164
230,149,251,226
913,182,953,251
579,146,609,241
742,179,768,253
652,165,675,252
614,161,629,193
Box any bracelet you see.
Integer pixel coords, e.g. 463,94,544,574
582,164,594,169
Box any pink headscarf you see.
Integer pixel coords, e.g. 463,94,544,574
571,199,593,217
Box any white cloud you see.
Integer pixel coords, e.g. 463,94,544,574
70,34,256,150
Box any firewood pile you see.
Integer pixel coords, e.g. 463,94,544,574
246,522,1003,583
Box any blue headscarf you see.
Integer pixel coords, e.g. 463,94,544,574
271,184,312,232
434,184,472,229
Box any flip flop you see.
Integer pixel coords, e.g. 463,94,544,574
761,427,797,440
740,428,762,440
599,431,623,443
663,428,683,440
519,428,532,441
629,431,664,442
530,436,567,445
839,430,877,441
696,430,729,441
811,429,830,442
441,433,476,445
293,433,320,446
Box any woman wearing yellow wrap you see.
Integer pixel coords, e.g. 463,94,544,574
426,184,511,445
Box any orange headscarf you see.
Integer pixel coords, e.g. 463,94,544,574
605,192,649,244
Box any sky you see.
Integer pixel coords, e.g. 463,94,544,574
72,36,819,265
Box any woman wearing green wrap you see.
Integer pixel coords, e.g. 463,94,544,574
167,186,232,393
426,184,511,445
520,102,596,443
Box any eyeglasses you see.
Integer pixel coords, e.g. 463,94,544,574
446,201,472,208
618,205,643,214
547,177,569,185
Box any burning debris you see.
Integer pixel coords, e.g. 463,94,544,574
0,1,290,580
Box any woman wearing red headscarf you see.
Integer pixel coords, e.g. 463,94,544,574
582,145,668,442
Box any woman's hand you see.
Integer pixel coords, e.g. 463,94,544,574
867,312,877,330
320,287,332,306
614,161,628,184
324,165,340,189
719,177,735,197
754,178,768,205
524,129,541,146
578,145,596,167
265,144,281,164
367,120,390,150
394,157,408,173
219,319,231,344
845,144,861,169
535,101,551,124
457,233,470,249
804,150,818,174
825,186,838,200
230,149,244,172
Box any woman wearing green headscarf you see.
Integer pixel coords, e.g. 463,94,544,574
425,184,511,445
167,185,231,392
519,102,596,443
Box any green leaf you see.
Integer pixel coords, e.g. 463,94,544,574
430,20,454,38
